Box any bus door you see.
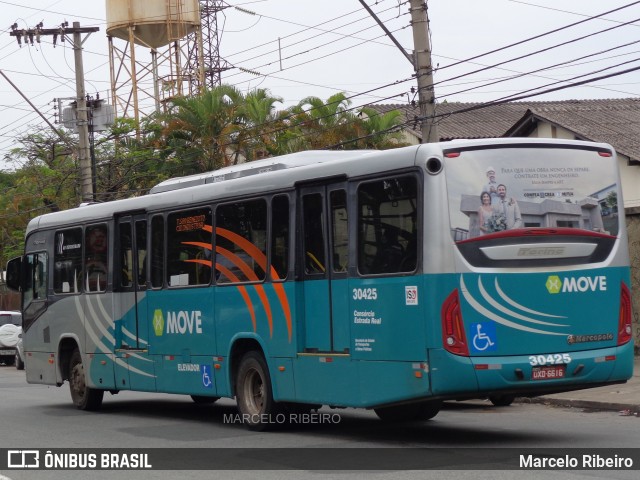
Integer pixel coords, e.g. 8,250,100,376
114,212,155,390
298,183,350,353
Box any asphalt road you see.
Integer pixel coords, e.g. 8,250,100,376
0,365,638,480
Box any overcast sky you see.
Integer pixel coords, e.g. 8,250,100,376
0,0,638,169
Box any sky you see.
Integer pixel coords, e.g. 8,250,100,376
0,0,639,170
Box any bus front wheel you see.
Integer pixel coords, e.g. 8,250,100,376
235,352,278,431
69,349,104,411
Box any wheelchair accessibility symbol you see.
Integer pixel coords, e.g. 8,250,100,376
201,365,213,389
471,322,497,352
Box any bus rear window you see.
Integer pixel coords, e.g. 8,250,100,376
445,146,620,241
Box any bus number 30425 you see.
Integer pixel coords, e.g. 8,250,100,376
353,288,378,300
529,354,572,366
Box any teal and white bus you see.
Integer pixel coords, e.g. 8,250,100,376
6,138,634,429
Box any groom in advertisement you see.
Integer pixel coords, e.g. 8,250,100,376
495,184,522,229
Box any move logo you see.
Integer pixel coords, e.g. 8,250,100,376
153,309,204,336
546,275,607,294
153,309,164,336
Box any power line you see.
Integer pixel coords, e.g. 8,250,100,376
425,13,640,98
437,39,640,101
435,1,640,73
422,63,640,123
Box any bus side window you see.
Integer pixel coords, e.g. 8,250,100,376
53,228,83,294
150,215,165,288
302,193,326,275
119,222,133,288
85,224,108,292
23,252,48,321
357,176,418,275
22,252,48,309
330,189,348,273
167,208,212,287
135,220,147,288
270,195,289,280
216,199,267,284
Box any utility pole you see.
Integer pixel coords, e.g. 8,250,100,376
10,21,99,202
408,0,438,143
359,0,438,143
72,22,93,202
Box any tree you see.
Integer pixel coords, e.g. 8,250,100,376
239,89,283,161
287,93,356,150
158,85,245,173
352,107,407,150
0,127,79,264
281,94,406,151
606,191,618,212
92,117,167,201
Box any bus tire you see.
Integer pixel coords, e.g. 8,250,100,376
190,395,219,405
235,351,278,431
415,400,442,420
15,351,24,370
489,394,515,407
69,349,104,411
374,400,441,422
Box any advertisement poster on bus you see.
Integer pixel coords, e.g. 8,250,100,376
444,147,620,241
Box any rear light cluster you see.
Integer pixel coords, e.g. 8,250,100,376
618,282,633,346
441,289,469,356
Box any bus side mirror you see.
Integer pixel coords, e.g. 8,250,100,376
5,256,22,292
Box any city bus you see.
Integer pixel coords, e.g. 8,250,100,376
6,138,634,430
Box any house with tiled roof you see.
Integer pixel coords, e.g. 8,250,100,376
373,98,640,210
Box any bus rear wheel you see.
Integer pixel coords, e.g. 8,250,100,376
69,349,104,411
374,400,441,422
235,352,278,431
489,394,515,407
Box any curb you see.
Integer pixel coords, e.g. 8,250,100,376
517,396,640,415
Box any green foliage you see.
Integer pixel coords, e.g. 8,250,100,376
0,86,407,270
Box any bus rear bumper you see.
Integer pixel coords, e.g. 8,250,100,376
429,342,634,399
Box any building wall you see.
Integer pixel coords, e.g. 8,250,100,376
528,123,640,209
625,212,640,353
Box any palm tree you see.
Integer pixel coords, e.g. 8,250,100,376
237,89,283,161
288,93,356,149
353,107,407,150
160,85,244,172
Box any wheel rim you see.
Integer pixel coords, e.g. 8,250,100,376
243,367,264,414
71,362,86,401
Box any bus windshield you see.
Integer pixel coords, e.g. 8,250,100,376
444,145,620,241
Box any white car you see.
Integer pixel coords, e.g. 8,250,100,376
0,311,22,367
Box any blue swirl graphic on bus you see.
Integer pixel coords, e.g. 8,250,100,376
460,275,569,336
78,295,156,378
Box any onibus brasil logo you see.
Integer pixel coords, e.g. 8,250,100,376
546,275,607,294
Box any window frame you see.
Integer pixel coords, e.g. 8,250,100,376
354,171,422,277
215,197,269,286
165,206,214,289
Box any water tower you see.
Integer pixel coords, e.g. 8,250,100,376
106,0,204,125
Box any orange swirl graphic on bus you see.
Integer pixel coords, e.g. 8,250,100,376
181,225,292,342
